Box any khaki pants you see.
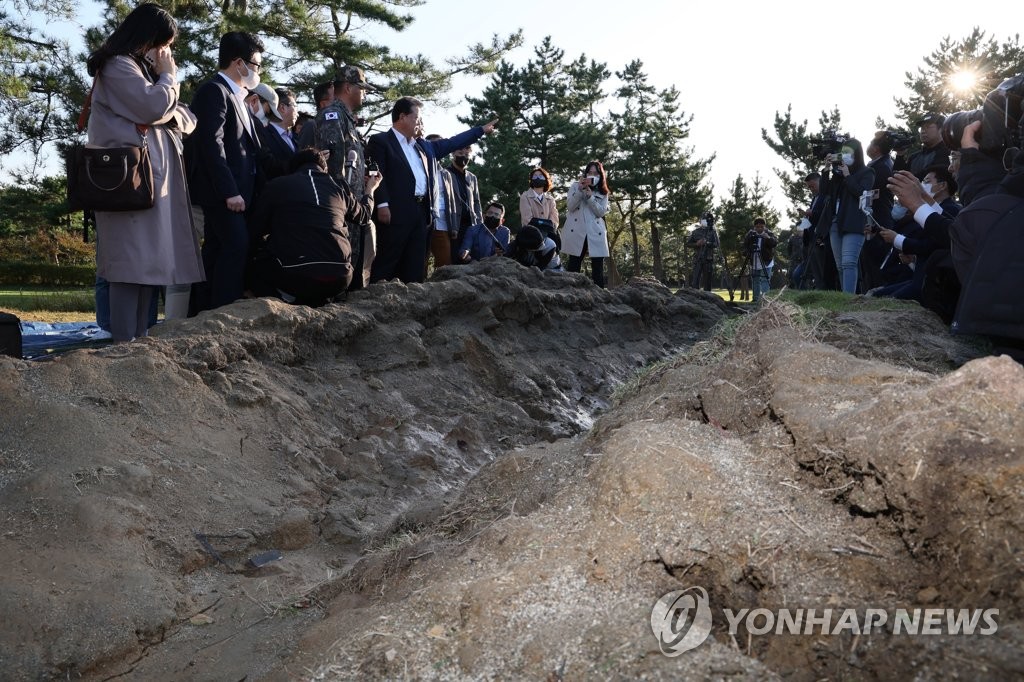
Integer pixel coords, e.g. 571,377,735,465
427,229,454,271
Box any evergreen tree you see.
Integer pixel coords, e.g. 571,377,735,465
761,106,842,224
462,37,611,227
609,60,712,281
0,0,82,180
1,0,522,182
894,28,1024,125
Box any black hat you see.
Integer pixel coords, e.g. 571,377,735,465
516,225,544,251
915,113,945,127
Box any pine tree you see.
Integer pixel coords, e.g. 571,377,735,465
0,0,522,182
462,37,611,228
894,28,1024,125
761,106,842,224
609,60,712,281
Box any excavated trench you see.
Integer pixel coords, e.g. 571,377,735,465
1,261,1021,680
0,260,724,680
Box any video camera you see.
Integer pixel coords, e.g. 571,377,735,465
942,73,1024,163
882,130,915,152
811,131,850,160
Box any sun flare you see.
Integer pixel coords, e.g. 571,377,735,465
949,69,979,93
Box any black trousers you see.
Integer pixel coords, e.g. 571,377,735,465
199,204,249,309
371,201,430,283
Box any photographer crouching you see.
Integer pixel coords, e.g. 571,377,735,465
742,217,777,304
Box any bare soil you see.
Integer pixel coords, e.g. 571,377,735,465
1,258,1020,681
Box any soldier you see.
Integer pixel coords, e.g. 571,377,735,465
314,66,375,289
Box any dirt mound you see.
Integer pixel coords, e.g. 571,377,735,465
0,260,725,680
3,264,1019,680
286,301,1022,681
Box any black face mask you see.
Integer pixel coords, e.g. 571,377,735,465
483,215,501,229
453,155,470,167
530,178,546,189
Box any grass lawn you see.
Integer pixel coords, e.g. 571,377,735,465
0,286,96,323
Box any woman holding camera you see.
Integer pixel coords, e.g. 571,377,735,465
86,3,202,341
819,138,874,294
563,160,611,287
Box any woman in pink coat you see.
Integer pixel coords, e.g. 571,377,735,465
86,4,203,341
518,166,559,230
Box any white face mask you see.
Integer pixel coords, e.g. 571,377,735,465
587,175,600,188
922,182,934,197
237,61,260,90
841,153,854,166
699,219,707,228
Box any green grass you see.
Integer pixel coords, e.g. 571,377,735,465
0,286,95,314
776,288,916,313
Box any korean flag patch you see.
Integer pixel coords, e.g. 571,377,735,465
324,112,339,120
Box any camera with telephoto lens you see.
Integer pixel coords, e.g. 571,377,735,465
942,73,1024,161
883,130,915,151
811,131,849,160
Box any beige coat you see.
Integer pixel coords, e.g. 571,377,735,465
518,189,559,230
561,182,610,258
88,55,203,285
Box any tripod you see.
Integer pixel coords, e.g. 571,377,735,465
749,248,769,303
688,225,736,301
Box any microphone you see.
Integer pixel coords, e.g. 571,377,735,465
345,149,358,185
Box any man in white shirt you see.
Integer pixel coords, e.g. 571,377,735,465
365,96,433,283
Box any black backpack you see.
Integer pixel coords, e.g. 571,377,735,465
0,312,23,359
528,217,560,251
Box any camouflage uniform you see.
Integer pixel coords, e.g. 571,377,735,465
314,100,366,195
314,68,374,289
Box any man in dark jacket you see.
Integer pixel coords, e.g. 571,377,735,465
895,113,951,180
743,217,777,304
687,211,719,291
888,119,1024,357
247,149,379,305
189,31,266,311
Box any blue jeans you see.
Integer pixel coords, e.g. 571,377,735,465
752,265,772,303
829,227,865,294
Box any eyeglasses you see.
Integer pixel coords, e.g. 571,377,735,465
243,59,262,72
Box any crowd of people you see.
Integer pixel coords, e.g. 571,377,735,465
785,108,1024,358
84,4,1021,358
83,5,614,343
684,106,1022,359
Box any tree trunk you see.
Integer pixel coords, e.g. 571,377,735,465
649,195,663,282
607,255,621,287
629,215,640,278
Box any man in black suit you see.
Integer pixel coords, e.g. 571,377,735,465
188,31,266,310
366,96,433,283
368,97,498,283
